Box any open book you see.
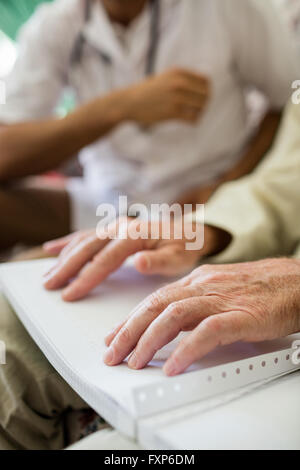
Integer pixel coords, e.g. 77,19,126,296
0,259,299,447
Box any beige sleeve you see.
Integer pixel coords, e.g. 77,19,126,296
203,103,300,263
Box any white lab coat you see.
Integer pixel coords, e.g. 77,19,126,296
0,0,298,229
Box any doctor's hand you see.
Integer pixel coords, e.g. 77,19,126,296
103,259,300,376
124,68,211,126
43,217,227,302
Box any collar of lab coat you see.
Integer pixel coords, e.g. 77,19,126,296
83,0,153,70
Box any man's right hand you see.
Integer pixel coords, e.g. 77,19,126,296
122,68,211,126
43,217,227,302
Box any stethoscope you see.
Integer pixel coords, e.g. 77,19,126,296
70,0,160,77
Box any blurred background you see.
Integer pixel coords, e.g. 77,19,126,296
0,0,81,189
0,1,53,77
1,0,300,74
0,0,75,112
0,0,299,198
1,0,300,91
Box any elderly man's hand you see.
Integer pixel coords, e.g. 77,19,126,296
104,259,300,376
43,218,227,302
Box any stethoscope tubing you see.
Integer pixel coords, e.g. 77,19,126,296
70,0,160,77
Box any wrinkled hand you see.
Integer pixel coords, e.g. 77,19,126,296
43,217,220,302
126,67,211,126
103,259,300,376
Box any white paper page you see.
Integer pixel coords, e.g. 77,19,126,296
0,260,173,413
151,371,300,450
0,260,299,422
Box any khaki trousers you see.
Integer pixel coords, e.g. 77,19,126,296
0,292,86,450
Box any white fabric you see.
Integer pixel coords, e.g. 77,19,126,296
0,0,298,229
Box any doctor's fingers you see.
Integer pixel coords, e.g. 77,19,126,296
127,296,219,371
170,68,211,94
179,107,203,124
43,232,108,290
164,311,254,376
175,90,210,112
103,284,202,366
175,97,209,123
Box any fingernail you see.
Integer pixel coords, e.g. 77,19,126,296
43,272,51,279
62,292,79,303
104,348,114,365
143,255,151,270
62,281,81,301
164,361,178,377
104,331,114,343
105,327,118,344
43,266,59,283
43,274,55,288
62,286,73,299
128,352,139,370
134,253,151,272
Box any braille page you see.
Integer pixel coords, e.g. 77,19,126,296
1,260,299,437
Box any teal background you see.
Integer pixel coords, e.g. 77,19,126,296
0,0,52,40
